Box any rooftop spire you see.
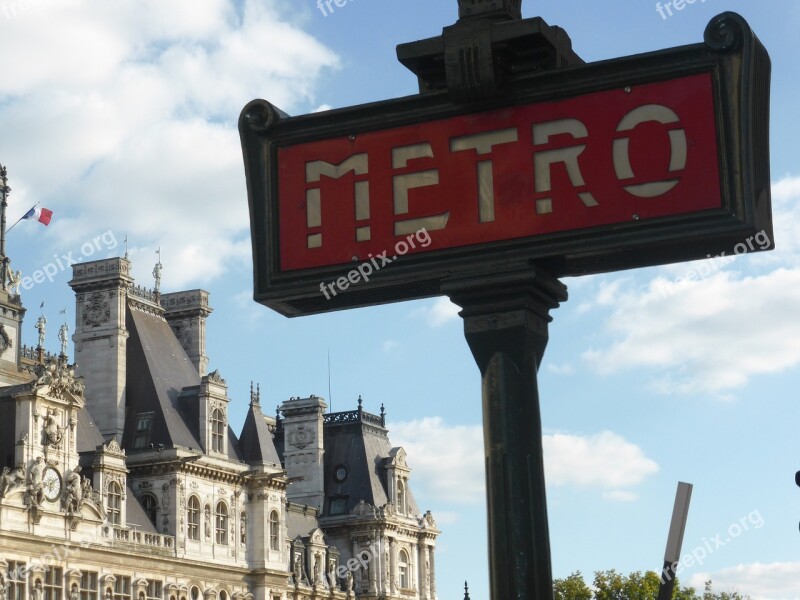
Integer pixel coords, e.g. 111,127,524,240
464,581,471,600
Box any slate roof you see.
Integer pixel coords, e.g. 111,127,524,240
76,405,105,452
126,485,158,532
239,400,281,467
124,307,202,451
275,409,421,516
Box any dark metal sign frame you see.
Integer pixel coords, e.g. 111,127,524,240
240,13,770,318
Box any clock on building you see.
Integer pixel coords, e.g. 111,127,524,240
42,467,62,502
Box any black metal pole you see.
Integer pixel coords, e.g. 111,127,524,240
447,268,567,600
0,164,8,290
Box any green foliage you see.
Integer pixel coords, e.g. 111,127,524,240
551,572,750,600
554,572,592,600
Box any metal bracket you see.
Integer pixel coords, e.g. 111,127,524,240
397,0,583,102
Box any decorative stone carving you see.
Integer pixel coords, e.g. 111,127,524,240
83,293,110,327
0,324,11,355
207,370,225,384
103,438,125,456
64,466,84,515
288,425,314,450
43,409,64,448
0,465,25,499
34,358,85,399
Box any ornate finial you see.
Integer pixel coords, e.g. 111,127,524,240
123,234,129,259
276,405,281,421
464,581,471,600
358,394,363,407
250,381,254,404
257,383,261,404
380,403,386,427
153,247,162,294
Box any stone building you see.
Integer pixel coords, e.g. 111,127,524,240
0,242,439,600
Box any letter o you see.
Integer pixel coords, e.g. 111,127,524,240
613,104,688,198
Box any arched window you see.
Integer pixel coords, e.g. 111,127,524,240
396,479,406,515
141,494,157,527
215,501,228,544
211,409,225,453
107,481,122,525
187,496,200,540
269,510,280,551
398,549,410,590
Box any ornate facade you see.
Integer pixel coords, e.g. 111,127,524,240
0,255,440,600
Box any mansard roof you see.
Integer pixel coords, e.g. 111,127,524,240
239,399,281,467
124,307,202,450
279,402,421,516
76,405,105,452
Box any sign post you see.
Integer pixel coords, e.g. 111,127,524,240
240,2,771,598
657,482,694,600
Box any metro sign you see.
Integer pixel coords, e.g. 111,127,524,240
241,14,771,316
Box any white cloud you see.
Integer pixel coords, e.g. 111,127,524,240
391,419,657,505
0,0,338,289
579,175,800,397
546,363,575,375
382,340,399,352
391,417,484,504
544,431,659,491
688,562,800,600
411,297,461,327
583,268,800,396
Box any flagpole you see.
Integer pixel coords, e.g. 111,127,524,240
6,202,39,234
0,165,9,290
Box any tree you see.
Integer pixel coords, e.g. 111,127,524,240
552,571,750,600
554,572,592,600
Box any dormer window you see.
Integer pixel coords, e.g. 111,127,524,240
107,481,122,525
133,412,154,449
211,409,225,453
397,479,407,515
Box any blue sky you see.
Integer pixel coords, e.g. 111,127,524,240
2,1,799,598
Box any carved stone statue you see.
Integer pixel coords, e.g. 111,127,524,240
240,513,246,544
152,254,162,293
7,267,21,295
43,409,63,447
65,467,83,514
31,580,43,600
0,565,7,600
0,465,25,498
70,585,79,600
204,505,211,539
35,315,46,349
58,323,69,356
293,554,304,585
26,457,45,508
344,570,353,593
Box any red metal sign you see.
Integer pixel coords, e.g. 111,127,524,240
278,73,720,272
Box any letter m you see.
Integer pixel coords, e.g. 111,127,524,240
305,154,370,248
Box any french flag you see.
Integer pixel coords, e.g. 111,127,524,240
22,206,53,226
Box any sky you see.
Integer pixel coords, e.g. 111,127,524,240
1,1,799,599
